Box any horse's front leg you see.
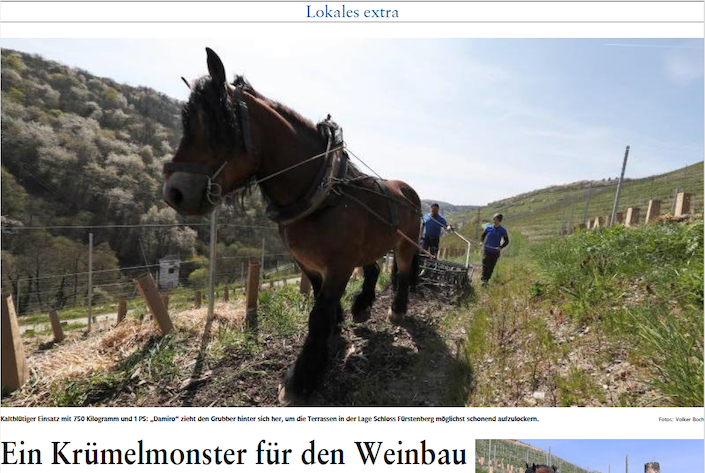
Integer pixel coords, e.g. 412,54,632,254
279,270,351,404
301,267,344,327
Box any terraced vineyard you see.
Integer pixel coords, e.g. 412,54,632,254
446,161,703,245
476,439,599,473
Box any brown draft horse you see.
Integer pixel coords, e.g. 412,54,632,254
163,48,421,403
526,464,559,473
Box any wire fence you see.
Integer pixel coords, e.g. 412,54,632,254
1,221,299,319
476,440,599,473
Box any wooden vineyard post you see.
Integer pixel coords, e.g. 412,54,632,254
134,274,173,335
1,294,29,392
645,200,661,223
117,300,127,324
625,207,640,227
162,295,169,312
614,212,624,225
245,260,261,330
48,310,65,343
592,216,601,229
194,291,202,308
299,272,312,296
269,279,275,289
224,286,229,302
675,192,691,216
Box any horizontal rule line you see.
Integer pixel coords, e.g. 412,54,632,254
3,0,704,3
2,20,701,24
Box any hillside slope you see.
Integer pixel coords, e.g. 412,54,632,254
446,161,703,245
1,49,285,315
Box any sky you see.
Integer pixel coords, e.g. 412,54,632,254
2,38,703,205
516,439,704,473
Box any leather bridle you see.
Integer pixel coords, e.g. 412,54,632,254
163,85,255,205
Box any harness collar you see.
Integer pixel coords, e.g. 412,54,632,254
265,117,348,226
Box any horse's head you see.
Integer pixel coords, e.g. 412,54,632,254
163,48,258,215
526,464,558,473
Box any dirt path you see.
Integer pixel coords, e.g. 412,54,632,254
140,286,466,407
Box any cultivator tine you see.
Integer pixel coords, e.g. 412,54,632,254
416,254,472,298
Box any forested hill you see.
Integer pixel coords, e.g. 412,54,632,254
1,49,283,312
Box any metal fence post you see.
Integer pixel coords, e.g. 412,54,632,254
261,237,265,281
208,209,218,321
87,232,93,331
610,145,630,226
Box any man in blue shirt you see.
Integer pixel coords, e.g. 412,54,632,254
421,203,452,257
480,213,509,285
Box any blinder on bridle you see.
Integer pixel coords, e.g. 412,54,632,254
163,84,254,205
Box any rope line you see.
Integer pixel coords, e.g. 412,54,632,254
2,222,278,231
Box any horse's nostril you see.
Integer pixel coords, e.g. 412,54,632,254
168,187,184,206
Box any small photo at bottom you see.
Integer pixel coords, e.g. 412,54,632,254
475,440,703,473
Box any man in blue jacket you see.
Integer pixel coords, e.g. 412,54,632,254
480,213,509,285
421,203,452,257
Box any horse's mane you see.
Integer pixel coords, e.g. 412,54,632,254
233,75,320,141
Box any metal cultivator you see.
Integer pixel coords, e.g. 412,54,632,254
417,231,475,296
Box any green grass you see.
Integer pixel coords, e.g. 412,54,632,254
18,275,302,330
555,367,605,406
258,285,312,336
450,220,703,407
532,220,704,406
49,335,182,406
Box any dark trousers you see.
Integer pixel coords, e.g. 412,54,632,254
482,249,501,282
421,237,440,257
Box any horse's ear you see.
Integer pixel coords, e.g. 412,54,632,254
526,464,530,469
206,47,226,87
181,77,194,90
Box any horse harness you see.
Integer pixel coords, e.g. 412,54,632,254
265,115,349,226
268,116,412,230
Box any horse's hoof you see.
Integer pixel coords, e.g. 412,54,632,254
278,367,305,406
278,383,303,406
388,308,403,325
353,308,372,323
